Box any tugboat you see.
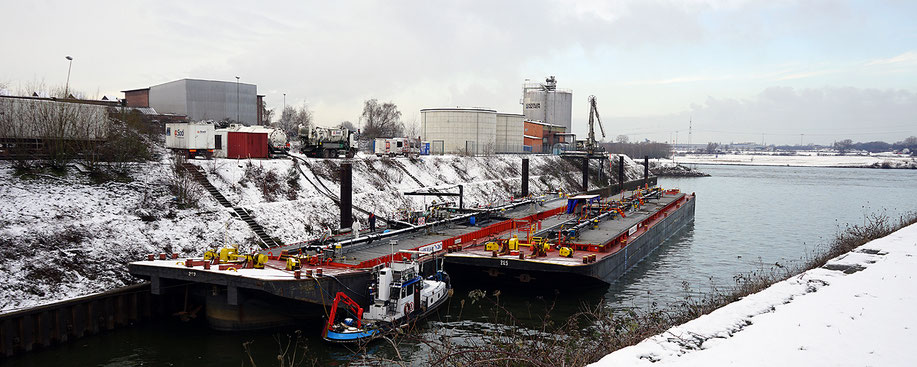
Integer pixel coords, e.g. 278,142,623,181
322,260,451,343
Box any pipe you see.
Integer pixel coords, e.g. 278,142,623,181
522,158,529,197
340,162,353,230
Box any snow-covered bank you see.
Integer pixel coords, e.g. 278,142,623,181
658,152,917,168
592,222,917,366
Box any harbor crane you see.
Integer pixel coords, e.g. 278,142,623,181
586,95,606,155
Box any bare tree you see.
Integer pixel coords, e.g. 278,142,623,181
277,104,312,138
360,99,403,140
705,142,719,154
261,106,275,126
404,116,420,140
834,139,854,155
615,134,629,144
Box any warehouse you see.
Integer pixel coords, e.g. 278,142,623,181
123,78,266,125
421,108,497,155
523,120,568,154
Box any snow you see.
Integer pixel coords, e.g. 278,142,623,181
658,152,917,168
591,222,917,367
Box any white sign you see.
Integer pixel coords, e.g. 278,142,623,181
628,224,638,236
419,241,443,253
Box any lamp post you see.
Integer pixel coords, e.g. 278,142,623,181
64,56,73,98
235,76,240,123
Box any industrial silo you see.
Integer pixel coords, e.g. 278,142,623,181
496,113,524,153
522,76,573,131
421,108,496,155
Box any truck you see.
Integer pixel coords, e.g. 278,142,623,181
299,126,356,158
165,122,215,159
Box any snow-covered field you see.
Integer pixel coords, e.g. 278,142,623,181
659,152,917,168
592,222,917,366
0,153,645,313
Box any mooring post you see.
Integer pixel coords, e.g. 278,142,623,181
340,161,353,230
459,184,464,209
644,155,649,187
618,155,625,195
582,157,589,192
522,158,529,197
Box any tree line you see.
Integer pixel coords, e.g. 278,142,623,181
272,99,409,141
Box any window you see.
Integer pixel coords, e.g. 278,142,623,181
215,135,222,149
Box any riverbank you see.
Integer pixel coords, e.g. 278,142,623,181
592,221,917,366
657,152,916,168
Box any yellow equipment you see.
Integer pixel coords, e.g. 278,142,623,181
219,246,240,263
508,235,519,251
485,241,499,251
253,254,268,269
203,250,216,260
558,246,574,258
286,257,301,271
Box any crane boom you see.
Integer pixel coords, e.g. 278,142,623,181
586,96,606,154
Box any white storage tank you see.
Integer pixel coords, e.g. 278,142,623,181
496,113,524,153
421,108,496,155
522,76,573,131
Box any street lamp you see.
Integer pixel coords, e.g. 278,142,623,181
235,76,240,123
64,56,73,98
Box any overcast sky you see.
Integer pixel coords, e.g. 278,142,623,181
2,0,915,145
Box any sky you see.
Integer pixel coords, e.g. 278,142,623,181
1,0,915,146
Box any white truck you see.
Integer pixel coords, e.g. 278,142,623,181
165,122,215,159
299,126,356,158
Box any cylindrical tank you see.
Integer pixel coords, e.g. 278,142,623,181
496,113,524,153
522,76,572,131
421,108,496,154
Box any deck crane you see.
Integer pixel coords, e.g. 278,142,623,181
586,95,606,155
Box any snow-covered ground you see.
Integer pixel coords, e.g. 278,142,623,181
0,153,645,313
659,151,916,168
592,222,917,366
0,158,250,313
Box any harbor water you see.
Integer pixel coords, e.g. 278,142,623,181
6,164,917,366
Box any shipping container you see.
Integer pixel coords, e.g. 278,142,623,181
226,131,268,159
165,122,215,158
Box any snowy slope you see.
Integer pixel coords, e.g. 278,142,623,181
192,153,646,245
0,159,250,313
592,222,917,367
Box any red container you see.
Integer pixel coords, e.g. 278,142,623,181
226,131,269,159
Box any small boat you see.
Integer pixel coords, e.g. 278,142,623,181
322,260,451,343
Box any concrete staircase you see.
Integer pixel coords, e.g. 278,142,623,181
182,163,281,249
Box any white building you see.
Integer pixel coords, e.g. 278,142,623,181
522,76,573,131
495,113,525,153
421,108,497,155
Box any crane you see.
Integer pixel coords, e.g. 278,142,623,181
587,95,606,155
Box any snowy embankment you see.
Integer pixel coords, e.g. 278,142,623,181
658,152,917,168
0,159,249,313
592,222,917,366
194,153,646,245
0,153,644,313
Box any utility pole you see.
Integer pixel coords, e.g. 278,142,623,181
235,76,240,123
64,56,73,98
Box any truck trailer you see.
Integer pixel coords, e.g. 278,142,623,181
299,126,356,158
165,122,215,159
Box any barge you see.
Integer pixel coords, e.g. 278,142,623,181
128,186,693,329
444,188,695,287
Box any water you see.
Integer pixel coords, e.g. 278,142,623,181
6,165,917,366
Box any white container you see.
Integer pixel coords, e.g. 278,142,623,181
165,122,215,150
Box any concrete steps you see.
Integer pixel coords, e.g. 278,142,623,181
181,163,280,249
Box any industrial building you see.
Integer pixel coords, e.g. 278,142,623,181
522,76,573,131
421,108,497,154
524,120,569,154
123,78,266,125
